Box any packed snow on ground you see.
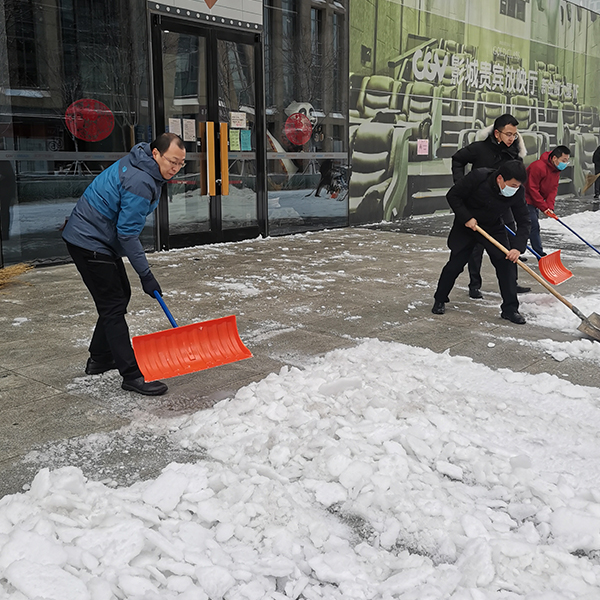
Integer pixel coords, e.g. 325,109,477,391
518,290,600,334
540,209,600,247
2,340,600,599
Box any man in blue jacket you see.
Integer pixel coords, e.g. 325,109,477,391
63,133,186,396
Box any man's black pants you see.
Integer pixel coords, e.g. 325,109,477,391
66,242,142,381
467,220,519,291
435,226,519,314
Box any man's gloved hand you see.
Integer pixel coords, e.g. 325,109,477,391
140,271,162,297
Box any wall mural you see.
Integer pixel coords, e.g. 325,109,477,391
349,0,600,224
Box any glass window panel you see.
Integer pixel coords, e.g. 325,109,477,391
218,39,258,230
1,0,152,266
265,0,348,235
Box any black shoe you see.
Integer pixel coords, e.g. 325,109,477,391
516,285,531,294
85,357,117,375
431,301,445,315
537,252,547,257
469,289,483,299
121,377,168,396
501,311,526,324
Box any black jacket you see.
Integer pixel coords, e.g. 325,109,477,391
593,146,600,169
452,133,523,183
447,168,531,253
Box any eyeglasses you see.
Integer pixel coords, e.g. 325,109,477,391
160,153,186,169
499,131,519,140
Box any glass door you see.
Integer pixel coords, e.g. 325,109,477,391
151,15,265,249
160,30,210,244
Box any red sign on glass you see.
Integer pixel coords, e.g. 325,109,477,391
284,113,313,146
65,99,115,142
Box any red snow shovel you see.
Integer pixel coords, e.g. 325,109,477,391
505,225,572,285
132,291,252,381
476,225,600,342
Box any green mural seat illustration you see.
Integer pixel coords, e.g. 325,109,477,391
574,132,600,195
350,75,402,123
349,122,410,222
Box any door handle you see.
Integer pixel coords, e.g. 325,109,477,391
220,122,229,196
199,121,228,197
198,122,208,196
205,121,216,196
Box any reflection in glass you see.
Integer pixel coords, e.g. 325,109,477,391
264,0,349,235
1,0,151,266
163,32,210,236
218,39,258,230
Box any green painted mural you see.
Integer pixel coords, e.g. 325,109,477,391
349,0,600,223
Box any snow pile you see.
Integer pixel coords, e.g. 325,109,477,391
533,336,600,363
3,340,600,599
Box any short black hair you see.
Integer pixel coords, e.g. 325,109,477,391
496,160,527,183
549,145,571,159
150,132,185,154
494,113,519,131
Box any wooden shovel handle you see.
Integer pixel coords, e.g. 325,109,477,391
474,225,575,311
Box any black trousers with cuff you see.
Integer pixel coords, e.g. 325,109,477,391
467,220,519,291
66,242,143,381
435,225,519,315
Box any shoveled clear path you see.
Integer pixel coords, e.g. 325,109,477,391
1,226,598,497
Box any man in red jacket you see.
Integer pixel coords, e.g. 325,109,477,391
525,145,570,256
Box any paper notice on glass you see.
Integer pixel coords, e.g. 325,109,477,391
230,111,246,129
183,119,196,142
168,118,182,137
417,139,429,156
229,129,240,151
240,129,252,151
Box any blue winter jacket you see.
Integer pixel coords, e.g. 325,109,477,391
62,143,166,277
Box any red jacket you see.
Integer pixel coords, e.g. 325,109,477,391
525,151,561,211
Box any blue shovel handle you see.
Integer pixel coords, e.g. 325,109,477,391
153,290,178,328
504,225,542,260
552,215,600,257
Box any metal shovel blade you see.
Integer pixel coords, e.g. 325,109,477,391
537,250,573,285
132,315,252,381
576,312,600,341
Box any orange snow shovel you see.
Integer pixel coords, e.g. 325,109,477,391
132,291,252,381
505,225,572,285
476,225,600,342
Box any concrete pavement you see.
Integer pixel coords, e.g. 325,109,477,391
1,225,599,498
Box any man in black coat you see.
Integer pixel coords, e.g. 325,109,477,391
452,113,530,298
593,145,600,199
432,160,531,324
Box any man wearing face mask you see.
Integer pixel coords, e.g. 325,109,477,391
432,160,531,324
452,113,530,298
524,145,570,257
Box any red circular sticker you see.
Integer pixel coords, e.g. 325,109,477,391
65,99,115,142
284,113,313,146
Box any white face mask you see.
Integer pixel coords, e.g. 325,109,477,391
500,184,518,197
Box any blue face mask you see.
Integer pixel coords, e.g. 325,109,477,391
557,161,568,171
500,184,519,197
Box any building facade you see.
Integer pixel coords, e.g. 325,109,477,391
0,0,349,267
1,0,599,266
349,0,600,223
